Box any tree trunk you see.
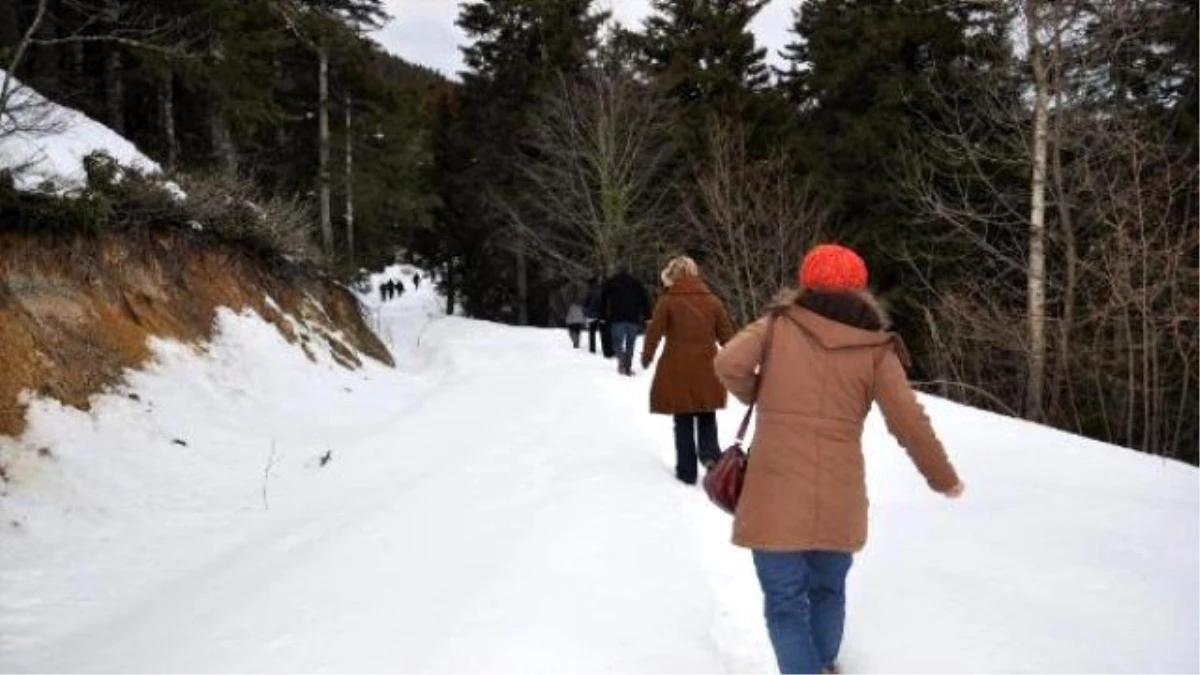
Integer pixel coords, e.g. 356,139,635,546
68,41,84,87
210,108,237,175
318,41,333,253
273,58,288,151
344,94,355,265
0,0,20,51
516,245,529,326
1024,0,1049,422
1,0,47,113
103,0,123,134
1049,0,1079,431
159,67,178,171
445,262,457,315
208,35,236,174
31,0,58,87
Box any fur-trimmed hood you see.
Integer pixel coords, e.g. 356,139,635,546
766,287,910,367
767,287,891,331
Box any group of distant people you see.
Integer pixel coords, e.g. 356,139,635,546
564,245,965,675
378,273,422,302
564,269,652,376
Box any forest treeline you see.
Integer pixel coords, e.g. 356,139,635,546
2,0,1196,462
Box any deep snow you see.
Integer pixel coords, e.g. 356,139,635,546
1,68,161,192
0,270,1196,673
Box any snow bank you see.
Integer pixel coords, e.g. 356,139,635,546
0,68,161,192
0,268,1195,673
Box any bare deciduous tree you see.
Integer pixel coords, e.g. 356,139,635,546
1024,0,1051,421
901,0,1198,458
686,119,830,325
501,66,675,282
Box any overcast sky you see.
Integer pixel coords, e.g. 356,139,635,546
372,0,798,79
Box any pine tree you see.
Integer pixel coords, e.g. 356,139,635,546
640,0,768,114
779,0,1011,257
427,0,606,324
634,0,774,158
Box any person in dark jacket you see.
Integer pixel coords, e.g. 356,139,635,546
641,256,735,484
600,268,651,375
583,276,609,356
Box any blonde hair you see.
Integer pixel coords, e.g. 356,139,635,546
661,256,700,287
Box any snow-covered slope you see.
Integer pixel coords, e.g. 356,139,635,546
1,69,161,192
0,276,1195,673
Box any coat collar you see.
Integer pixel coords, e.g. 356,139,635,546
780,305,893,351
766,287,902,356
668,276,711,296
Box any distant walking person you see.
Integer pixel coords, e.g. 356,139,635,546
713,244,964,675
565,302,587,349
413,273,421,290
379,280,389,302
583,276,607,356
601,267,650,375
641,256,734,485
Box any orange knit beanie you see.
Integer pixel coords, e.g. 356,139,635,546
798,244,869,291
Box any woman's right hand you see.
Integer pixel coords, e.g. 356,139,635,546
944,482,965,499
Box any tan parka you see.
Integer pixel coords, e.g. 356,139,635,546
713,291,960,552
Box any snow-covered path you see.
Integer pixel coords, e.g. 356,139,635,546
1,271,1196,673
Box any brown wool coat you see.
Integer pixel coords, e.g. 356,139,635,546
713,290,960,553
641,276,735,415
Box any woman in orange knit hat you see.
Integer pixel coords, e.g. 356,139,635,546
713,243,964,674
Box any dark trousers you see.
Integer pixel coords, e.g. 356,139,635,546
752,550,854,674
591,321,613,357
568,324,583,348
673,412,720,483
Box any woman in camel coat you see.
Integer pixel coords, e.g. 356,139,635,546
641,256,734,485
713,244,964,675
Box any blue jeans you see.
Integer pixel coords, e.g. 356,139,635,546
610,322,640,365
752,550,854,674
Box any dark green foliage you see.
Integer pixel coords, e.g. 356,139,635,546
3,0,1195,460
2,0,442,273
780,0,1013,239
630,0,778,159
638,0,769,114
412,0,606,323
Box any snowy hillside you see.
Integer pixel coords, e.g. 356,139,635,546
0,273,1196,673
0,69,161,192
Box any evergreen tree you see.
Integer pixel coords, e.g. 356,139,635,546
779,0,1011,267
420,0,605,324
634,0,775,158
639,0,768,114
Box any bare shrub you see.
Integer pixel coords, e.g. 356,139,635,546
177,171,321,264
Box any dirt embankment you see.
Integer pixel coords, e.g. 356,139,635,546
0,229,392,437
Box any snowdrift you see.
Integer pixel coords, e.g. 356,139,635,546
1,270,1194,673
0,229,391,438
1,69,161,193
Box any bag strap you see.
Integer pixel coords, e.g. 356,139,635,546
734,312,779,443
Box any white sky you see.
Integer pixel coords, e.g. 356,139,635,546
373,0,798,79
